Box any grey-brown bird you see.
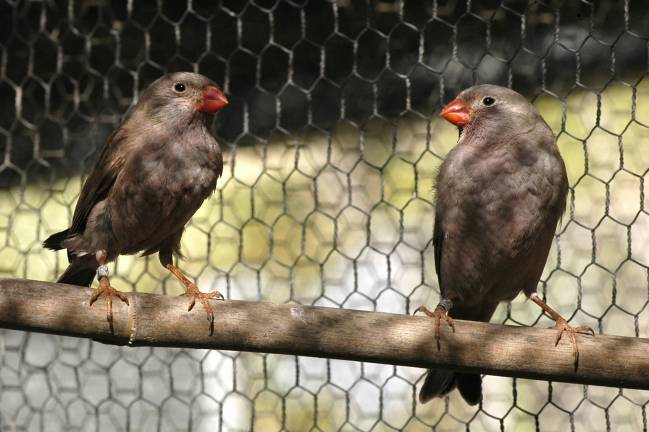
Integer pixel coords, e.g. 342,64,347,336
416,85,593,405
44,72,228,333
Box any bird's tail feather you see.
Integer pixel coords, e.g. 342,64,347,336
457,374,482,405
419,369,456,403
419,370,482,405
57,258,97,287
43,229,70,251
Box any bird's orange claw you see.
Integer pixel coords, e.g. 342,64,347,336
414,305,455,350
166,264,224,335
89,276,129,334
179,283,224,332
551,317,595,370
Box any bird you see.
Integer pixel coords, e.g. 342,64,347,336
43,72,228,333
415,84,594,405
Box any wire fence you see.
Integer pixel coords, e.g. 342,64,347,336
1,0,648,431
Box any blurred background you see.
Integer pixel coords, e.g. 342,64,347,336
1,0,649,430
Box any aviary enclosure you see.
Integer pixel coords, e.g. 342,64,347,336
1,1,648,431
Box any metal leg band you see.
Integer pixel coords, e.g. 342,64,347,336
438,298,454,312
97,264,110,280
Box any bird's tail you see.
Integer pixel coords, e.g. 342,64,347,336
43,229,70,251
418,301,499,405
57,256,97,287
419,370,482,405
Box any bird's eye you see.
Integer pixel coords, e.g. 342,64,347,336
482,96,495,106
173,83,186,92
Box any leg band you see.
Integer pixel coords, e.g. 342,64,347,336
438,298,454,312
97,264,110,279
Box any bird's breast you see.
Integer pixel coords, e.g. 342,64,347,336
435,141,564,303
141,152,218,203
108,134,221,245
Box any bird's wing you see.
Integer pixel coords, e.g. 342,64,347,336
432,210,444,289
69,128,128,235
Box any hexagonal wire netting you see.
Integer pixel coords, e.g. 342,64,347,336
1,0,649,431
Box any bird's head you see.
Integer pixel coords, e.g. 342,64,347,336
440,85,536,128
138,72,228,125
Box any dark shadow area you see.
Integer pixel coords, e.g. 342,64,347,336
1,1,648,185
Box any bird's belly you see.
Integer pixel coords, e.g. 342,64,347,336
109,163,217,254
439,177,551,305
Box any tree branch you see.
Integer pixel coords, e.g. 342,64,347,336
0,278,647,390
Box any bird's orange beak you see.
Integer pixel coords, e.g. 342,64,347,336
440,99,471,126
197,86,228,113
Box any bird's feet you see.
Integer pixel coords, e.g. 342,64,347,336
414,305,455,350
551,316,595,370
89,275,129,334
166,263,224,335
180,282,224,325
530,292,594,370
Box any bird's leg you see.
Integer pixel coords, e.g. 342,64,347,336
414,298,456,350
530,292,594,369
89,250,129,334
165,264,224,327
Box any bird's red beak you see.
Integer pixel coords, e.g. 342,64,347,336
440,100,471,126
197,86,228,113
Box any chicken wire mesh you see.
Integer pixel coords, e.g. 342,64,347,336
1,0,649,431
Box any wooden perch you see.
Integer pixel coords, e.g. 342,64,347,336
0,278,647,390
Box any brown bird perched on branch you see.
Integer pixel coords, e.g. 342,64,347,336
416,85,593,405
44,72,228,333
